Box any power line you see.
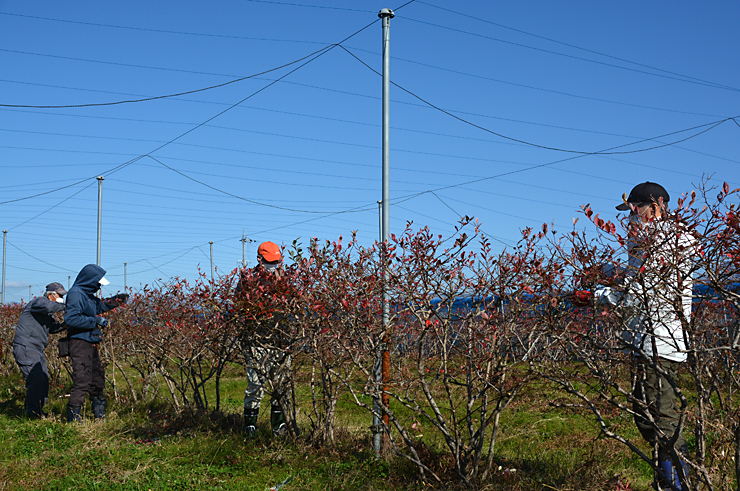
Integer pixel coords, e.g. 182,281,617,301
402,15,740,93
243,0,373,12
0,48,257,78
0,155,145,204
340,45,736,155
0,45,335,108
416,1,738,92
6,98,738,172
4,69,720,145
145,155,378,213
7,241,77,272
0,11,331,44
345,46,724,119
9,181,96,231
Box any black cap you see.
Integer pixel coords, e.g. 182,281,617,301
616,181,670,211
45,282,67,296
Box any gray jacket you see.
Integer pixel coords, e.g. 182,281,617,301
13,296,66,353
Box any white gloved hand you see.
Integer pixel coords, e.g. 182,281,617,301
594,286,615,305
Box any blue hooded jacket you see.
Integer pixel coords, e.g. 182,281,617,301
64,264,112,343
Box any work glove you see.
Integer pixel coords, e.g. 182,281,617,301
96,317,109,328
594,286,617,306
104,293,129,309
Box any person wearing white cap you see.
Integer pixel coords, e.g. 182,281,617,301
12,282,67,418
64,264,128,423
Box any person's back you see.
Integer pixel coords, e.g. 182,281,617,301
65,264,107,343
12,282,67,418
63,263,128,423
14,295,65,352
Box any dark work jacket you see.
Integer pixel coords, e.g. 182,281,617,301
235,266,294,348
13,296,66,352
64,264,112,344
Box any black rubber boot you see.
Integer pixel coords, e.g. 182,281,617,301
244,408,259,437
66,404,82,423
91,397,107,421
270,399,286,436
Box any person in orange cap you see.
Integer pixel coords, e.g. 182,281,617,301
237,241,292,437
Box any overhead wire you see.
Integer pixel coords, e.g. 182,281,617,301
0,11,332,45
144,155,375,213
2,66,723,150
0,44,336,108
345,45,724,119
1,14,384,210
0,155,145,204
7,241,77,272
401,16,740,93
8,0,731,280
339,45,737,155
417,1,739,92
8,181,96,231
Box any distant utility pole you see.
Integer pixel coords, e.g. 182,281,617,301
29,285,32,301
96,176,104,266
1,230,7,304
240,232,253,268
376,7,394,458
209,241,214,282
124,262,127,291
68,275,71,290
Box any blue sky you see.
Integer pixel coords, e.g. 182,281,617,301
1,0,738,302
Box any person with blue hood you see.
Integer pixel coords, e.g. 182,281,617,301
12,282,67,418
64,264,128,423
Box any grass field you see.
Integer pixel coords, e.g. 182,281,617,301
0,362,656,490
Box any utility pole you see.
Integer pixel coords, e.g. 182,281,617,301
96,176,104,266
124,262,127,291
29,285,32,301
209,241,214,282
240,232,253,268
376,7,394,457
1,230,6,304
68,275,71,290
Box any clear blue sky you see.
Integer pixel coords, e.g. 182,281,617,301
1,0,738,302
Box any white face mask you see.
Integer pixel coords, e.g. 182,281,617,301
56,297,65,304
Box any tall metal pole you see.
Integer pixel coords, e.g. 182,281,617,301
96,176,104,266
124,262,127,291
68,275,71,290
29,285,32,301
1,230,6,304
378,7,394,456
373,200,384,455
209,241,214,282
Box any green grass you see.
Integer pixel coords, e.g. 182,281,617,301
0,364,660,491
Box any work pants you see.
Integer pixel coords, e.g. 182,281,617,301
69,339,105,406
633,358,687,459
244,346,291,413
13,344,49,417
